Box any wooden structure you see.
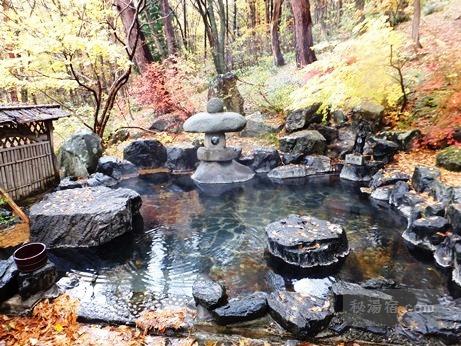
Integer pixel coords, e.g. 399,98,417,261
0,105,68,200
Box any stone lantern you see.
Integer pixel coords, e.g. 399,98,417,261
183,98,255,184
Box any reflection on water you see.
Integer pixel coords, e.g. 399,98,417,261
51,173,451,321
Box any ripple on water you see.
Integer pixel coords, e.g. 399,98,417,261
52,174,452,319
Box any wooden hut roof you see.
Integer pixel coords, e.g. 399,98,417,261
0,104,69,125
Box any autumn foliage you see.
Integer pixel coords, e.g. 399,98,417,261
0,295,79,345
132,59,196,121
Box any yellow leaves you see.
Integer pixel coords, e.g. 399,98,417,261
291,16,406,112
0,0,128,94
54,323,64,333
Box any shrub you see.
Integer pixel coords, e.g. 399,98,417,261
131,58,197,120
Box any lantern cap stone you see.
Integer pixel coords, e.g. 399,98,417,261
183,99,246,133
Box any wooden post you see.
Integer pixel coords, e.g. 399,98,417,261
46,120,61,182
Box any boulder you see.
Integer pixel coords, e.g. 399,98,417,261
351,101,384,130
267,291,333,338
58,129,103,178
371,185,394,201
308,124,338,143
211,292,268,324
280,152,304,165
248,148,281,173
123,140,167,168
403,216,449,251
447,203,461,233
267,165,315,181
96,156,138,180
434,234,460,268
149,114,182,132
436,146,461,172
240,112,282,137
57,177,83,191
340,162,381,182
0,256,18,302
454,243,461,286
285,103,322,133
372,138,399,163
399,304,461,343
30,186,142,248
425,202,446,217
166,144,199,172
192,276,226,309
265,214,349,268
279,130,326,155
378,129,421,151
303,155,331,174
370,170,410,189
87,173,118,187
332,109,346,125
412,166,441,193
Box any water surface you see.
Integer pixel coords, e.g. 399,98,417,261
51,173,451,321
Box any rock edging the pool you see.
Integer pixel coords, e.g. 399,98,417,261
365,165,461,287
30,186,142,248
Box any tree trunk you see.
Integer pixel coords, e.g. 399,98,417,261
160,0,177,55
412,0,422,49
289,0,316,67
271,0,285,66
115,0,153,74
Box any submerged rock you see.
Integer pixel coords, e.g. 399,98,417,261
123,140,167,168
192,276,226,309
265,270,286,292
30,186,142,248
267,291,333,338
399,304,461,344
279,130,326,155
212,292,268,324
265,214,349,268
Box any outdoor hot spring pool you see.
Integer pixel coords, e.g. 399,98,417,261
49,173,453,323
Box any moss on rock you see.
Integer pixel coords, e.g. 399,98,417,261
436,146,461,172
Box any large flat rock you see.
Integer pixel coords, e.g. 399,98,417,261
266,214,349,268
30,187,142,248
